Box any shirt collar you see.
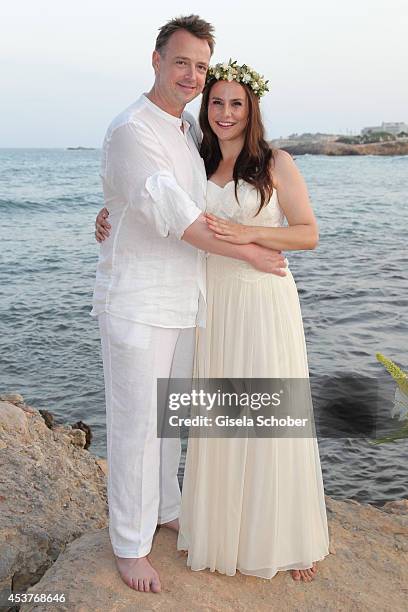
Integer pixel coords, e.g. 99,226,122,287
141,94,190,132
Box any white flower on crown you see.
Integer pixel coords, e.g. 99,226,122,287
206,59,269,98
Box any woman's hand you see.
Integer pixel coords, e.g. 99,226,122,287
95,208,111,242
204,212,257,244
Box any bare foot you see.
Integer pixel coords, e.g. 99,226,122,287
291,562,318,582
115,555,161,593
159,518,179,532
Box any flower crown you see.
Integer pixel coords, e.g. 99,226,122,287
206,59,269,98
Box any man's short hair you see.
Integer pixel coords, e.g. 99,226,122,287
155,14,215,56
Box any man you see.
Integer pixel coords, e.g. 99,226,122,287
91,14,286,594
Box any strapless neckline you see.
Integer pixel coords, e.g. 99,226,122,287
206,179,284,229
207,179,234,190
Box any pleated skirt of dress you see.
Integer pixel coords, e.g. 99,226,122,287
177,255,330,578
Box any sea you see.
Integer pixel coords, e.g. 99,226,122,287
1,148,407,506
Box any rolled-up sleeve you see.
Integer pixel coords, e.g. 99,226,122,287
104,121,203,239
144,171,202,239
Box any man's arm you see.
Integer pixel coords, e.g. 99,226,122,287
95,208,287,276
99,122,286,274
104,121,203,239
182,215,287,276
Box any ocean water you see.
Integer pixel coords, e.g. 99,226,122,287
0,148,407,505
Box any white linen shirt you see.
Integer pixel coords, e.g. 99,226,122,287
91,94,207,328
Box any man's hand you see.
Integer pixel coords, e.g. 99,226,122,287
204,212,256,244
245,243,287,276
95,208,111,242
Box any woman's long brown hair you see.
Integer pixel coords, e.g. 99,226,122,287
199,77,275,215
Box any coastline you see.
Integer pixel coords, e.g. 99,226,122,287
270,139,408,156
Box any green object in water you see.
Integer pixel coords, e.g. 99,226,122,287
371,353,408,444
376,352,408,395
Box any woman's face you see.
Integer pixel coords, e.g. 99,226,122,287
207,80,249,143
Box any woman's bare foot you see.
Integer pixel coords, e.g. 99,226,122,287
159,518,179,532
115,555,161,592
291,562,318,582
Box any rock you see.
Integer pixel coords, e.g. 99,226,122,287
67,428,87,448
39,410,55,429
21,496,407,612
0,401,29,436
270,139,408,156
0,400,108,596
382,499,408,515
0,394,37,417
20,404,37,415
0,393,25,405
95,459,108,476
271,139,408,156
70,421,92,449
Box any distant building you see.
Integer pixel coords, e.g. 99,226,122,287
362,122,408,135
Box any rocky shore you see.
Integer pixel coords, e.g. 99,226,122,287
271,139,408,156
1,395,407,611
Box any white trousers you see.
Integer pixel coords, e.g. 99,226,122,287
98,313,195,558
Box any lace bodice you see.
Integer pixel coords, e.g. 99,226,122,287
206,179,285,228
205,179,289,277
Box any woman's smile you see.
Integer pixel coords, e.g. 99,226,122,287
215,121,237,128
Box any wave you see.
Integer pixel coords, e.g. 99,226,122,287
0,197,102,211
0,198,46,211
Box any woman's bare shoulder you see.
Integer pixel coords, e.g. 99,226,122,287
272,147,295,167
270,148,298,188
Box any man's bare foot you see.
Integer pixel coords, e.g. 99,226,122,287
291,562,318,582
115,555,161,593
159,518,179,532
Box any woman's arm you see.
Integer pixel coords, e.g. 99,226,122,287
93,207,287,276
205,149,319,251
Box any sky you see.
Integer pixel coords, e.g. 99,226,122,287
1,0,407,147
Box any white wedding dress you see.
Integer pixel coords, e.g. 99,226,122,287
177,179,330,578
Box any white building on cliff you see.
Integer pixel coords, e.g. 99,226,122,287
362,122,408,135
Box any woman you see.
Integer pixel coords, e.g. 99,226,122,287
96,60,330,582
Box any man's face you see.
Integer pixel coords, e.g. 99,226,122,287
153,30,211,108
